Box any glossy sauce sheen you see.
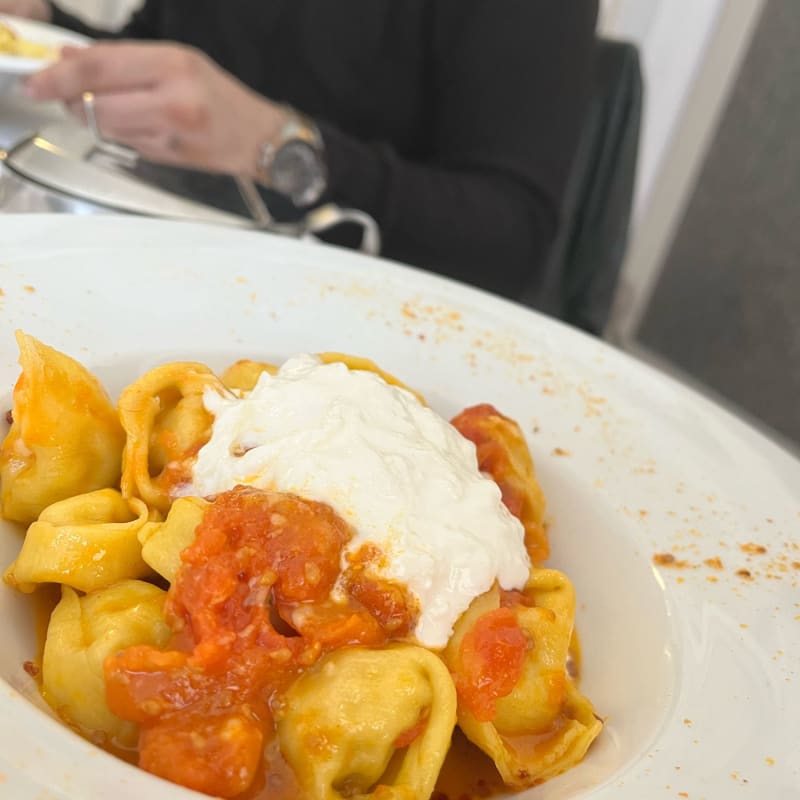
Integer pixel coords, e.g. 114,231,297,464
104,487,416,798
33,577,584,800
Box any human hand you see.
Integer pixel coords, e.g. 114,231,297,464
24,41,289,177
0,0,50,22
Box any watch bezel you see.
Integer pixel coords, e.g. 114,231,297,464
271,139,327,207
256,110,327,207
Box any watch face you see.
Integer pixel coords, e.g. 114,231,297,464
272,141,326,206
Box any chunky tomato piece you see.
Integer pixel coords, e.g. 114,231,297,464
338,543,419,638
105,486,395,798
105,647,194,724
280,596,387,650
454,607,529,722
345,575,417,637
172,487,351,654
139,709,265,799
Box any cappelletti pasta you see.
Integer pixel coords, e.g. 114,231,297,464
118,361,227,513
278,645,457,800
137,495,209,584
0,332,125,524
42,580,170,749
451,404,549,564
1,331,602,800
443,571,602,787
4,488,154,593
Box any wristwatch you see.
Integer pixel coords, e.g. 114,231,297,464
255,109,328,207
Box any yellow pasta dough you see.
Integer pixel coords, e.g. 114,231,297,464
0,331,125,524
277,644,456,800
220,359,278,392
138,495,209,584
450,404,548,563
318,352,426,405
444,570,602,787
221,353,426,403
4,489,154,593
0,336,602,797
118,362,229,513
42,580,171,749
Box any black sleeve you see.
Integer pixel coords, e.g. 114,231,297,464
48,0,161,39
322,0,598,299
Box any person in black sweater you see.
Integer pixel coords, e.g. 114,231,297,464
6,0,598,299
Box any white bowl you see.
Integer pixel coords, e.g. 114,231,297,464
0,214,797,799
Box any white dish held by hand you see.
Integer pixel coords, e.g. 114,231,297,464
0,13,88,91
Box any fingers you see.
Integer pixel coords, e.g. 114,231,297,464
2,0,50,22
120,131,194,168
19,38,277,177
66,90,162,139
24,40,216,170
25,42,200,102
58,44,85,60
63,82,217,169
63,92,213,172
64,91,198,168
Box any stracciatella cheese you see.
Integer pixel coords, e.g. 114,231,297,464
187,354,530,648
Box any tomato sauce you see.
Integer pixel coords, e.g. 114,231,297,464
104,486,417,798
450,404,549,564
433,728,507,800
452,607,529,723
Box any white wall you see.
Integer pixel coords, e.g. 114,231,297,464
598,0,728,224
57,0,140,29
601,0,766,342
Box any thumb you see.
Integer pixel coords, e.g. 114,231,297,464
59,44,86,59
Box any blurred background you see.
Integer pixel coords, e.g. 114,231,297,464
555,0,796,457
602,0,799,457
7,0,800,452
601,0,799,455
529,0,798,455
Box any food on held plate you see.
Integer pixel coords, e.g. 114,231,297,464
0,21,56,60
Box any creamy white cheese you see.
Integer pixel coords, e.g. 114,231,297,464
187,354,530,648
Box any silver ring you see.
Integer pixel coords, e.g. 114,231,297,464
82,91,102,142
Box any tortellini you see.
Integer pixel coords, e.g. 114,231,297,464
278,645,456,800
138,495,209,584
219,354,424,403
42,580,171,749
0,335,602,797
443,570,602,787
0,331,125,524
450,403,548,563
318,352,426,405
4,489,154,593
220,359,278,392
118,362,229,513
